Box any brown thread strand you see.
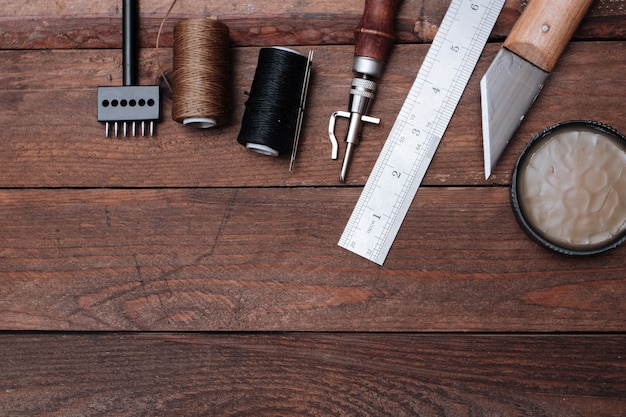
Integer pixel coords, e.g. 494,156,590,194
172,19,231,128
155,0,178,94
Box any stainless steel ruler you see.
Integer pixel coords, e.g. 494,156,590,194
339,0,505,265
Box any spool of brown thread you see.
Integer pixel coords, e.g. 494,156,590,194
171,18,230,128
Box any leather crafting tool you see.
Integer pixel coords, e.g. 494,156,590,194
481,0,594,179
97,0,161,137
329,0,400,182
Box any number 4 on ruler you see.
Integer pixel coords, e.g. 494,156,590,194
339,0,506,265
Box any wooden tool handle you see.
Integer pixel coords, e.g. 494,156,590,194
354,0,400,62
504,0,594,72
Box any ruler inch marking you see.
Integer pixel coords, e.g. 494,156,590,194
339,0,505,265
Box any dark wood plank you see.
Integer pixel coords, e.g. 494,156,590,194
0,41,624,187
1,187,625,331
1,0,624,49
1,0,625,414
1,333,625,416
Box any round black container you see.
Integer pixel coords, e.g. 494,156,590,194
511,120,626,255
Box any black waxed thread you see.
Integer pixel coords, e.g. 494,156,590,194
237,48,309,156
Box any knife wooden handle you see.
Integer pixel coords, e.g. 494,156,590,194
354,0,400,62
504,0,593,72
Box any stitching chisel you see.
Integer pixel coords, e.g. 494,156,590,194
481,0,594,179
329,0,400,182
97,0,161,137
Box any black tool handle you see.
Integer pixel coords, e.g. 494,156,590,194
122,0,138,86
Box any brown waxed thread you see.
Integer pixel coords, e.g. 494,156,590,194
172,19,230,128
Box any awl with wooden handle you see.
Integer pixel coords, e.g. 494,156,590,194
481,0,594,179
329,0,400,182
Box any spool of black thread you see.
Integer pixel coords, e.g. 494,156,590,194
237,47,310,157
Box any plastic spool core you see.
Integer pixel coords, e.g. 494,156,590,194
183,117,217,129
246,143,279,157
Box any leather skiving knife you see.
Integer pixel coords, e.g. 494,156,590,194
480,0,594,179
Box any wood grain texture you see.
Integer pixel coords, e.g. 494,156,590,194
1,0,626,414
1,187,625,331
1,333,625,416
0,0,624,49
354,0,401,62
504,0,595,72
0,42,624,187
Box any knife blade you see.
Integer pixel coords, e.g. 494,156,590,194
481,0,594,179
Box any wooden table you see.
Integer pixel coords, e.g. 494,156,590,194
1,0,625,414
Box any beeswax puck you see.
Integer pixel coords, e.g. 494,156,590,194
511,120,626,255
